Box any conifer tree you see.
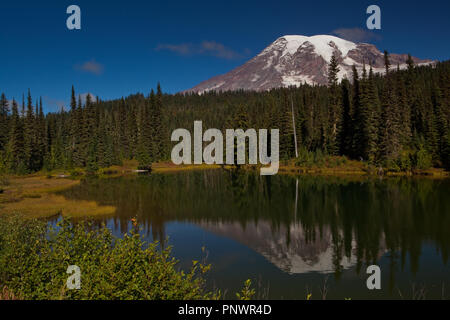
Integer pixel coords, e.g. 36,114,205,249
384,50,391,75
24,89,36,171
136,96,151,169
406,54,414,71
278,92,295,159
37,98,46,168
424,95,439,160
364,67,380,162
21,94,25,118
104,111,116,166
146,91,155,160
395,73,412,147
7,99,26,173
351,65,363,158
327,53,342,155
126,103,137,159
152,83,165,160
0,93,9,152
229,104,251,165
68,85,77,166
96,111,110,168
379,52,401,162
118,98,129,160
79,95,89,166
86,142,98,174
340,78,352,156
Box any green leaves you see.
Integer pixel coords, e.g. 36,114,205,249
0,215,216,300
236,279,255,300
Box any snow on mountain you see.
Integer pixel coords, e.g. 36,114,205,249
185,35,435,93
274,35,357,62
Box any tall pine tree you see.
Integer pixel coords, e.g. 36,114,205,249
327,53,342,155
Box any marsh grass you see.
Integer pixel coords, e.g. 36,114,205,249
1,194,116,218
0,176,115,218
152,162,221,173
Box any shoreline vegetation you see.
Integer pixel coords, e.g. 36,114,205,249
279,156,449,177
1,158,448,220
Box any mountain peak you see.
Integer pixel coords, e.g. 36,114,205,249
185,35,435,94
266,34,358,63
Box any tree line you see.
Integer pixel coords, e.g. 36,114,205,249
0,84,165,174
0,54,449,174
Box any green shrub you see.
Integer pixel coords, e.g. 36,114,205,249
397,150,413,172
385,159,401,172
314,149,326,167
330,157,345,168
295,148,333,168
295,147,315,167
236,279,255,300
0,215,219,300
414,148,432,170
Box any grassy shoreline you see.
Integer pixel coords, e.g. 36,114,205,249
0,175,116,219
275,158,449,178
243,157,449,178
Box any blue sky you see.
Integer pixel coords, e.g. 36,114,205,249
1,0,449,112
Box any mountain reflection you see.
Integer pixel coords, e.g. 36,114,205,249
199,221,362,274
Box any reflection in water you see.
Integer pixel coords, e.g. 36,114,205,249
199,221,360,274
59,169,450,298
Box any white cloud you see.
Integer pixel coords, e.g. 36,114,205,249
79,92,96,104
156,41,247,60
74,59,104,75
332,28,381,43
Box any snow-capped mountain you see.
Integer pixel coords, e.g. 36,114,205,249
185,35,434,93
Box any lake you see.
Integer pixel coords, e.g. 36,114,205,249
59,169,450,299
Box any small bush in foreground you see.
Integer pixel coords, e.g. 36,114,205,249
0,215,219,300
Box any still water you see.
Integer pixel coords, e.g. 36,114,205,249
59,169,450,299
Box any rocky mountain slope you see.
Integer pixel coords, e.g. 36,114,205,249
186,35,434,93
